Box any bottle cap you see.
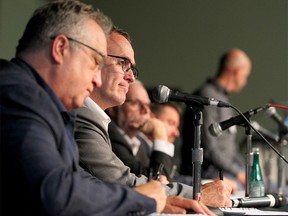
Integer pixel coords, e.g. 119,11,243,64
252,147,260,153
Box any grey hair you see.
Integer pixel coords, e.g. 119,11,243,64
16,0,113,54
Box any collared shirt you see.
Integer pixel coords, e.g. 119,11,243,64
85,97,111,131
113,126,175,157
114,126,142,156
137,132,174,157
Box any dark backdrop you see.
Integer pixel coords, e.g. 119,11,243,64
1,0,287,132
83,0,288,131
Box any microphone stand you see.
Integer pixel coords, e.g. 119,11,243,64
244,121,253,197
244,119,287,196
189,104,204,201
277,131,288,194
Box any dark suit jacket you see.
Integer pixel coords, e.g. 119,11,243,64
0,58,156,216
109,121,174,180
75,98,147,186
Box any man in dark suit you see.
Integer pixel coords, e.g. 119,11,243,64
0,1,167,215
107,80,175,179
75,26,233,210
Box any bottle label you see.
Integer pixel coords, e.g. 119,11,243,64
250,181,265,197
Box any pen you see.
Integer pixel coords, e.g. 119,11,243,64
153,163,164,181
219,169,223,180
148,168,153,181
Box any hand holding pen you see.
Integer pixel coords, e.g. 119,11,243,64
219,169,223,180
148,163,165,182
218,169,238,194
154,163,164,181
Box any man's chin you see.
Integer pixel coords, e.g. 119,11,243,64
127,123,142,130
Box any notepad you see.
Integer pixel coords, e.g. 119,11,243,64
220,207,288,215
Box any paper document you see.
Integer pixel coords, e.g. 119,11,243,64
220,207,288,215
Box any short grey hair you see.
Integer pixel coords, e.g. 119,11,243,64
16,0,113,54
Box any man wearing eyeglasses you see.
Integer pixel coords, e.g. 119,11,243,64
75,26,233,211
0,1,171,215
107,80,175,180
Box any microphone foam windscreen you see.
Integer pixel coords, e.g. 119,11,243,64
265,107,277,117
208,123,221,137
152,85,169,103
278,194,288,207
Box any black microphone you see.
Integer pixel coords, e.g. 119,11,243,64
250,121,280,142
209,105,270,137
152,85,231,107
231,194,287,208
265,107,288,134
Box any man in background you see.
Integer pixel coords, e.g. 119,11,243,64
150,101,192,184
181,48,252,190
150,101,239,192
108,80,175,179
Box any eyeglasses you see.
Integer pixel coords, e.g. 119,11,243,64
107,54,139,78
50,35,106,67
125,99,150,110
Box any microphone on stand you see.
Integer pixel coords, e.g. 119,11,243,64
231,194,287,208
265,107,288,135
152,85,231,107
209,105,270,137
250,121,280,142
152,85,229,201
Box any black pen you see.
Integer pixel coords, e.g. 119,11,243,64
153,163,164,181
148,167,153,182
219,169,223,180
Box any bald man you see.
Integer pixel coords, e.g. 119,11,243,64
180,48,252,192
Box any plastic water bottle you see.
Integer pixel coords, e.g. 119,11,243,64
250,147,265,197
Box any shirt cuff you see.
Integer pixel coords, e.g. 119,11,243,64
153,139,175,157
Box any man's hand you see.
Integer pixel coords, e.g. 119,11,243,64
201,179,233,207
158,175,169,184
214,176,238,194
223,177,238,194
140,118,168,141
134,180,167,212
162,196,216,216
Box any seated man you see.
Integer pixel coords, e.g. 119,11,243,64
75,26,232,209
149,101,193,184
107,81,175,180
149,101,238,192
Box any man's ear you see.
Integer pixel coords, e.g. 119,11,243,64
50,35,69,64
